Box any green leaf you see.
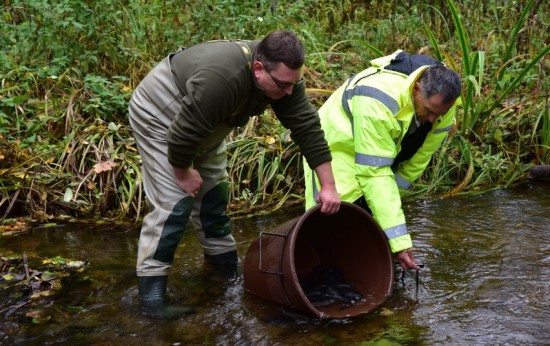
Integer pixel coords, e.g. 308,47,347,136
63,188,73,202
108,122,121,131
494,128,503,143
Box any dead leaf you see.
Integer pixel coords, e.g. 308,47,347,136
30,290,55,299
265,136,276,145
66,261,86,269
25,310,43,319
93,160,117,173
379,308,394,316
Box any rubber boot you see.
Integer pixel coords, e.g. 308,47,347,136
203,250,240,279
204,249,238,265
137,276,194,319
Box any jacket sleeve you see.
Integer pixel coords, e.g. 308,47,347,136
271,83,332,170
394,104,457,189
352,97,412,253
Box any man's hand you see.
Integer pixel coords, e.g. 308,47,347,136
313,162,341,214
316,184,340,214
173,166,203,197
396,248,421,270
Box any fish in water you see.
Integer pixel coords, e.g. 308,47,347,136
301,266,364,307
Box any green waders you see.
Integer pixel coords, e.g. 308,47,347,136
129,55,238,318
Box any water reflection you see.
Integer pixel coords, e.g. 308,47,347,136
0,182,548,345
408,183,550,345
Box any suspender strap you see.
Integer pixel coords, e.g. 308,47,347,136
233,40,253,70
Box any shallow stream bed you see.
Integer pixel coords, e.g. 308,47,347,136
1,182,548,345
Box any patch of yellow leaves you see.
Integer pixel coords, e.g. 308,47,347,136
93,160,117,173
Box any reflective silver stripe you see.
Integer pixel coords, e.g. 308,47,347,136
384,223,408,239
394,172,412,189
434,124,453,134
341,75,358,123
341,72,398,139
343,85,400,116
356,153,394,167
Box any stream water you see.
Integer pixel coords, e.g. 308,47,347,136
1,182,548,345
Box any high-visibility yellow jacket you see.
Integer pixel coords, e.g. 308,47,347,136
304,50,459,253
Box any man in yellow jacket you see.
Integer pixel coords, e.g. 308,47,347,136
304,50,461,270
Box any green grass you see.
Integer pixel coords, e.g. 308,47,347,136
0,0,548,221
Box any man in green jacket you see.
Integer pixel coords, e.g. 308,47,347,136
129,30,340,318
304,50,461,271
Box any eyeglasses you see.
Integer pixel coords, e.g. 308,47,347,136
267,70,303,89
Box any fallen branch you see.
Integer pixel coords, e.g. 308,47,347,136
0,301,29,314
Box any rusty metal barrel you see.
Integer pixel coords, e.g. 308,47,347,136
243,202,394,319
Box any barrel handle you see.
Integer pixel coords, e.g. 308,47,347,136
258,231,288,276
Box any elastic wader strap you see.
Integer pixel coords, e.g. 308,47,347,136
233,40,253,70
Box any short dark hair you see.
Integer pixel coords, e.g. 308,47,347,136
418,65,462,103
255,30,305,72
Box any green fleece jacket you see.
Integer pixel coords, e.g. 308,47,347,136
167,39,331,170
